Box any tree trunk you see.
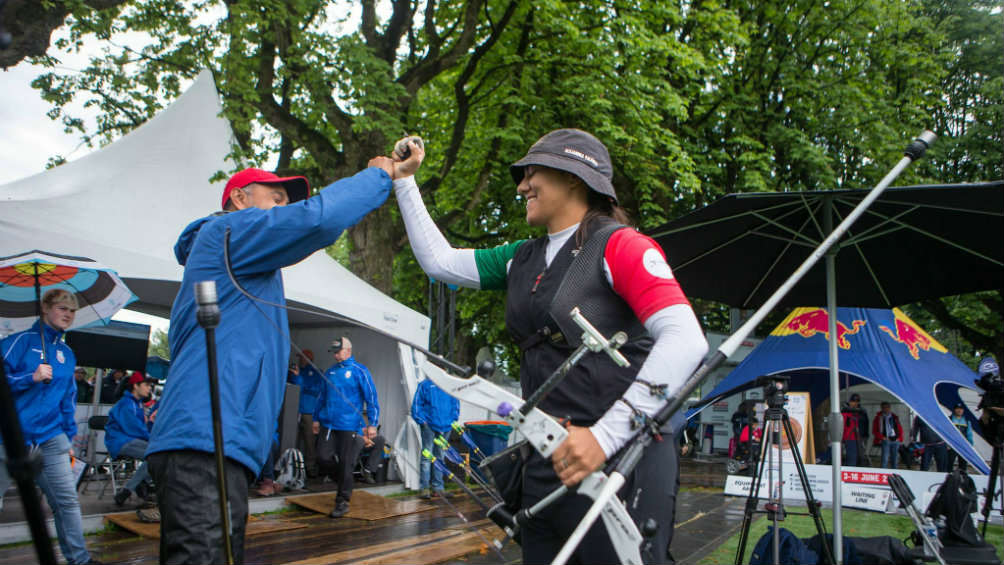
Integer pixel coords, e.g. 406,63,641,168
348,205,398,295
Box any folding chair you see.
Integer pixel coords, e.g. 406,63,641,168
80,415,140,498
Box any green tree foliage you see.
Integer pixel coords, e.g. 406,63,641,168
148,327,170,359
22,0,1001,367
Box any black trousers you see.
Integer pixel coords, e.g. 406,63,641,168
147,450,253,565
316,427,362,504
357,434,387,473
521,432,681,565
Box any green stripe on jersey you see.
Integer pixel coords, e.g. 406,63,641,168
474,240,526,290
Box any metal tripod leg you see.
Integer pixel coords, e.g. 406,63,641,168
735,422,770,564
783,414,835,565
980,444,1002,537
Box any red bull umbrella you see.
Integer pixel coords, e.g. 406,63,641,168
695,306,989,474
0,249,138,338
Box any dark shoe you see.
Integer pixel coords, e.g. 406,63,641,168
113,488,132,507
361,467,376,484
255,479,276,497
420,488,432,500
328,500,350,518
135,481,157,503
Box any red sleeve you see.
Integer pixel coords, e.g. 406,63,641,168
605,228,690,324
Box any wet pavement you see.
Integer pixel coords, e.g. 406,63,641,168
0,457,742,564
0,487,746,564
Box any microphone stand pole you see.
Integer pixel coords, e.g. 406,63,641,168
0,362,57,565
196,281,234,565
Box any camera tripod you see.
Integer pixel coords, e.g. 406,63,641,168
979,442,1003,537
734,378,834,565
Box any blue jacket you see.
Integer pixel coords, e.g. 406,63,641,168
411,378,459,433
147,167,391,475
105,393,150,458
288,364,323,415
1,321,77,446
314,356,379,432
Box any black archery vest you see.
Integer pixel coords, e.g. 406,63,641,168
504,219,654,426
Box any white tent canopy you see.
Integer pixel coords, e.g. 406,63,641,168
0,71,430,487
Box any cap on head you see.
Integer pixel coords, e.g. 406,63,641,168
127,371,156,388
509,129,617,203
849,393,861,402
978,356,999,377
222,168,310,210
953,402,965,411
329,337,352,354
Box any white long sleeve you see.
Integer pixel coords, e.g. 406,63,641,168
590,303,708,457
393,176,481,289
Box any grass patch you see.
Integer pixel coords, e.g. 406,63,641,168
257,506,296,516
698,508,1003,565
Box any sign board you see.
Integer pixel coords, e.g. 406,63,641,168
725,464,1003,515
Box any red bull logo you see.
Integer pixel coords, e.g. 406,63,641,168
879,308,947,360
771,308,866,349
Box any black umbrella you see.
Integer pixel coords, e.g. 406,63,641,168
648,182,1003,309
647,180,1003,562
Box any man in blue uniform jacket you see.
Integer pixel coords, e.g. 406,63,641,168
146,150,417,564
411,377,459,498
313,337,379,518
106,371,157,506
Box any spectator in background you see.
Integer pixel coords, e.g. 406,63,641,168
74,367,94,404
100,368,126,404
0,289,96,564
947,403,973,472
872,402,903,469
313,337,380,518
841,393,869,466
912,416,948,472
253,424,282,497
287,349,322,477
107,372,157,506
411,377,460,498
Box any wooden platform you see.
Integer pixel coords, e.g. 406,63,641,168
287,521,504,565
104,511,307,539
286,490,434,521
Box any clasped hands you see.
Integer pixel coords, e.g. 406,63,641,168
368,137,425,179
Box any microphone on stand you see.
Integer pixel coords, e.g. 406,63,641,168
194,280,234,565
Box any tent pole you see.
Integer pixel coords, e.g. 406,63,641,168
825,247,844,563
824,196,844,563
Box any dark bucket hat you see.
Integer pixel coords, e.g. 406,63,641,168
509,129,617,203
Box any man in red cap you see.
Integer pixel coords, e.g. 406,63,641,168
147,144,421,564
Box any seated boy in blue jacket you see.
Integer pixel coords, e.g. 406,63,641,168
106,371,157,506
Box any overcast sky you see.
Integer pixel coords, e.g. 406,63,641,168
1,55,168,332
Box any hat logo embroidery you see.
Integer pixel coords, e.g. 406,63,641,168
563,148,598,168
